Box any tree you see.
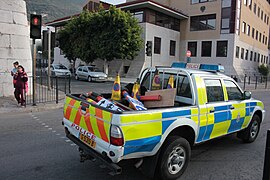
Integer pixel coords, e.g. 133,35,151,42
58,6,143,73
258,64,269,76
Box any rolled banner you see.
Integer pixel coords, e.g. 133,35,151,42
152,69,161,90
131,82,140,100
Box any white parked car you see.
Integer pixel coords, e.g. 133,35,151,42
75,66,107,82
45,64,71,77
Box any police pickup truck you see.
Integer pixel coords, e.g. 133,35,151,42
62,63,265,180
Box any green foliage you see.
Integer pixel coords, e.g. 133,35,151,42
258,64,269,76
58,6,143,64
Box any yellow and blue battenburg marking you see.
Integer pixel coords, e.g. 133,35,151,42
122,108,197,155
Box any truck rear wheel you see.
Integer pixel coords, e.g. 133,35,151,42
237,114,261,143
155,136,190,180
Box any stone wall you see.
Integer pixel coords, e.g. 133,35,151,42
0,0,32,97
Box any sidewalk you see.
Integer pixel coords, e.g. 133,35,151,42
0,96,64,114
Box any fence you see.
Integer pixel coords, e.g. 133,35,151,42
25,74,71,106
229,74,270,90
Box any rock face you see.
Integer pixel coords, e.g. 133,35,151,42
0,0,32,97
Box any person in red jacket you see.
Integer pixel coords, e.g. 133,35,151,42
14,65,28,107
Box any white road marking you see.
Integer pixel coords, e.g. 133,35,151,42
65,140,71,142
45,125,49,128
48,128,52,130
56,133,61,136
70,143,76,146
42,123,46,126
52,131,56,133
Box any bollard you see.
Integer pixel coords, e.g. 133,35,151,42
255,76,258,89
243,75,247,90
56,76,58,104
263,130,270,180
248,76,251,85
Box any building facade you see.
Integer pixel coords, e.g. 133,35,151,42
48,0,270,78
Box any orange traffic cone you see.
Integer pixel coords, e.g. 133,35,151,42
111,74,121,101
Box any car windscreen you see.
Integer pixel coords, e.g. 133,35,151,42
54,65,67,69
88,67,101,72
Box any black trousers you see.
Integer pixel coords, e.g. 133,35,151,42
14,88,25,106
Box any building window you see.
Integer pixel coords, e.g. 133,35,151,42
242,22,246,33
253,3,256,14
147,11,180,31
216,41,228,57
201,41,212,57
261,55,264,63
258,53,260,62
264,14,267,23
133,11,144,23
241,48,244,59
221,7,231,31
170,40,176,56
250,51,253,61
188,42,197,57
265,37,268,45
154,37,161,54
222,0,231,8
256,30,258,40
267,17,269,25
246,25,250,35
259,33,261,42
252,28,255,38
190,14,216,31
263,35,265,44
236,46,240,58
248,0,252,9
191,0,216,4
254,52,257,62
261,11,263,20
257,7,260,17
243,0,247,5
245,49,249,60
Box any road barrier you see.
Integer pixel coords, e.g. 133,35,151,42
263,130,270,180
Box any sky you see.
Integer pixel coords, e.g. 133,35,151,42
101,0,126,5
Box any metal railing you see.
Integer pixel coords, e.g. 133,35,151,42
229,74,270,90
25,74,71,106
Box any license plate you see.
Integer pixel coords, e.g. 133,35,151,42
80,134,96,148
99,77,105,80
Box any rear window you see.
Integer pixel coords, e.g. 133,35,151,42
141,72,192,98
204,79,224,103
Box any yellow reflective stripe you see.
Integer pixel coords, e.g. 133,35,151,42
257,102,264,109
79,116,87,130
69,108,77,123
207,113,215,125
120,113,162,124
242,116,251,129
74,101,80,108
210,121,231,139
121,121,162,141
104,122,110,141
195,77,207,105
191,108,199,124
64,97,72,117
233,103,246,109
89,106,101,139
102,111,112,123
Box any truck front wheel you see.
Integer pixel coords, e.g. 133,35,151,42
155,136,191,180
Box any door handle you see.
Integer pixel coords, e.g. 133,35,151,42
230,106,235,110
209,109,215,113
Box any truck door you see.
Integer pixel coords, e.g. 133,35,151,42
203,79,230,140
223,80,248,132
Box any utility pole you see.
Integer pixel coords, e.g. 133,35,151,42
48,28,51,90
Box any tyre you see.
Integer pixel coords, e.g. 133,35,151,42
155,136,191,180
88,76,92,82
237,114,261,143
75,74,79,80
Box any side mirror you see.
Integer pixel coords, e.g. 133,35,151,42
244,91,251,100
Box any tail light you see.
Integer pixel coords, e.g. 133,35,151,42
110,125,124,146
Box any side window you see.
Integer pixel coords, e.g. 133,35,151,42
78,67,82,71
204,79,224,103
224,80,243,100
83,67,88,72
177,76,192,98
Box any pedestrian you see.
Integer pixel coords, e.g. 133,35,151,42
14,65,28,107
11,61,19,88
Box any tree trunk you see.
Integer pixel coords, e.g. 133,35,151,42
104,60,109,75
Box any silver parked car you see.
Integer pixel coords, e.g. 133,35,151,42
75,66,107,82
45,64,71,77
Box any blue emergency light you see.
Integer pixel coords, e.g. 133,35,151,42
171,62,225,73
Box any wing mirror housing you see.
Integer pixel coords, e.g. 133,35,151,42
243,91,251,100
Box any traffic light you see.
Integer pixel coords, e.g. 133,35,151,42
146,41,152,56
30,14,42,39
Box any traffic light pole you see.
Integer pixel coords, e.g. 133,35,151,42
32,39,37,106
